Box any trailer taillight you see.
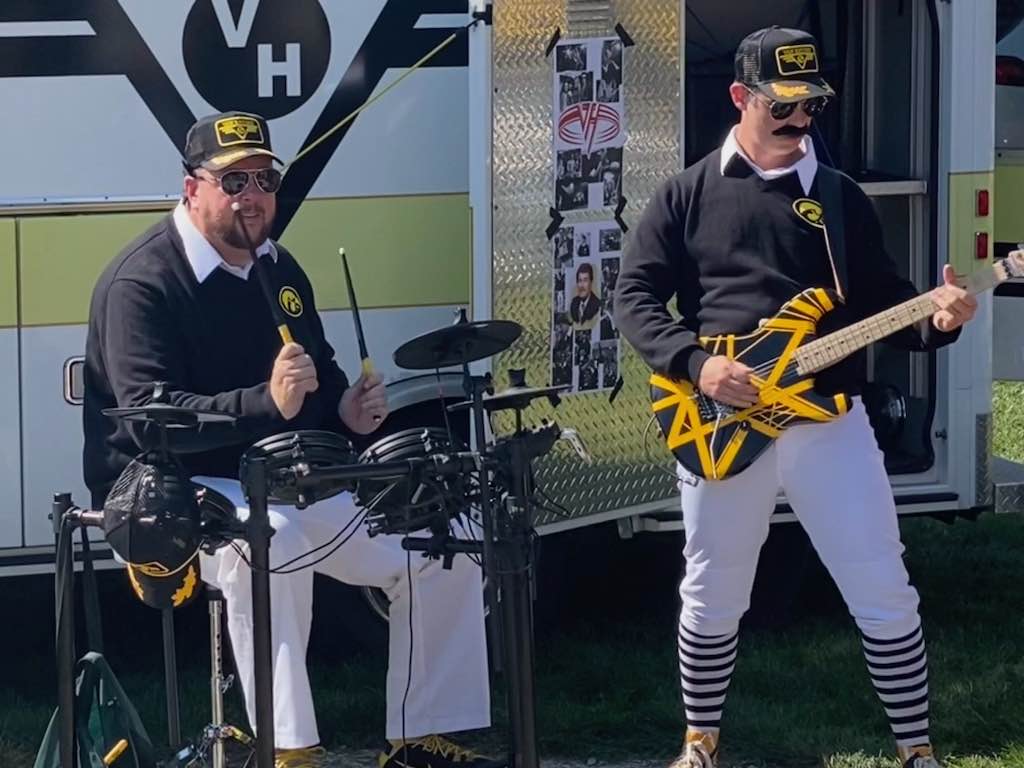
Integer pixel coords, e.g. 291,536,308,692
977,189,990,217
976,231,990,260
996,55,1024,86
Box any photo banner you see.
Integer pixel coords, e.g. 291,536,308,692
552,36,626,212
551,221,622,393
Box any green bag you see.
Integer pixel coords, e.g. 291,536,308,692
35,523,157,768
34,652,158,768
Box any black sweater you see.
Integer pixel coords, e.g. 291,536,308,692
83,214,351,507
614,149,959,393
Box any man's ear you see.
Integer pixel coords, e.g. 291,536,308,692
728,82,750,111
182,171,200,207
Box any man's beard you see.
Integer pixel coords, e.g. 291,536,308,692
215,210,272,251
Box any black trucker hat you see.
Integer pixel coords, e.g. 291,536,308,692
734,27,835,103
183,110,283,171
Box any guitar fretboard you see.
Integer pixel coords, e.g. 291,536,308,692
794,261,1006,375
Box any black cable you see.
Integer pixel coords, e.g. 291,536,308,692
228,509,367,576
645,413,682,481
401,547,414,768
228,482,396,575
229,514,361,575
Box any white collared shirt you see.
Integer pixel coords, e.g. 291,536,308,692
172,202,277,283
719,126,818,195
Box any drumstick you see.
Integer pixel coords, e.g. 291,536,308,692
231,202,294,345
339,247,381,422
339,247,373,376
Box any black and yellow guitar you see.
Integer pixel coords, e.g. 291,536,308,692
649,251,1024,481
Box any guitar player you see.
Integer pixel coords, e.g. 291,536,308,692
614,27,976,768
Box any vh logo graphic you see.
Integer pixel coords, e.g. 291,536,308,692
184,0,331,118
210,0,301,99
558,102,622,153
0,0,468,232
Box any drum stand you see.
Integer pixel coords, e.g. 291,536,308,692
239,457,277,768
402,365,558,768
238,366,554,768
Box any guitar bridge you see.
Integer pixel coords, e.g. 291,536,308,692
696,392,737,421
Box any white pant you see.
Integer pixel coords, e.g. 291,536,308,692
195,477,491,749
678,399,921,640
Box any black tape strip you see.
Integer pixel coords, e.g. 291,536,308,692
614,23,635,47
544,27,562,58
546,207,565,240
472,4,493,26
608,375,625,403
614,195,629,233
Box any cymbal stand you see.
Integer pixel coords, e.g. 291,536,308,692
401,417,559,768
491,419,558,768
461,359,505,668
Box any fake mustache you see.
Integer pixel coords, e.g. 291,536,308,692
773,124,810,137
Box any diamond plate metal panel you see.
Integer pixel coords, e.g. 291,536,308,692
492,0,681,525
993,456,1024,514
976,412,993,508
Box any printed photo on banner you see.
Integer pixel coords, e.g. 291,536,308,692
552,36,626,212
551,221,621,393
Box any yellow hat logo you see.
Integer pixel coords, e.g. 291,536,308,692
171,565,198,608
770,83,810,99
279,286,303,317
776,45,819,74
215,117,264,147
793,198,825,228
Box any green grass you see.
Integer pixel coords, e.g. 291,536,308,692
4,513,1022,767
993,382,1024,462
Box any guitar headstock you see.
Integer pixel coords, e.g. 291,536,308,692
1000,247,1024,280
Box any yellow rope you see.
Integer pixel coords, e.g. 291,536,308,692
284,23,472,171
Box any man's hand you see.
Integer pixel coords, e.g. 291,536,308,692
697,355,759,408
270,343,319,420
930,264,977,332
340,370,389,434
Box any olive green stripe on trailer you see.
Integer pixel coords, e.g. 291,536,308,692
14,194,471,327
280,194,471,311
0,220,17,328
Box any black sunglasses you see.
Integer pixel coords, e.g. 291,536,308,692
747,87,830,120
198,167,283,195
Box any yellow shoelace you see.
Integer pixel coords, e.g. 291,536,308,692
410,735,481,762
275,745,327,768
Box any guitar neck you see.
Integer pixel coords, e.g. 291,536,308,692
794,263,1002,375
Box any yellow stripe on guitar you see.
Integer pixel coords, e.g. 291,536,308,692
676,392,716,477
745,417,783,439
759,317,817,333
713,426,748,477
761,329,807,387
786,296,827,319
768,381,841,421
811,288,834,311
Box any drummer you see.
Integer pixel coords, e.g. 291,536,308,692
82,111,495,768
